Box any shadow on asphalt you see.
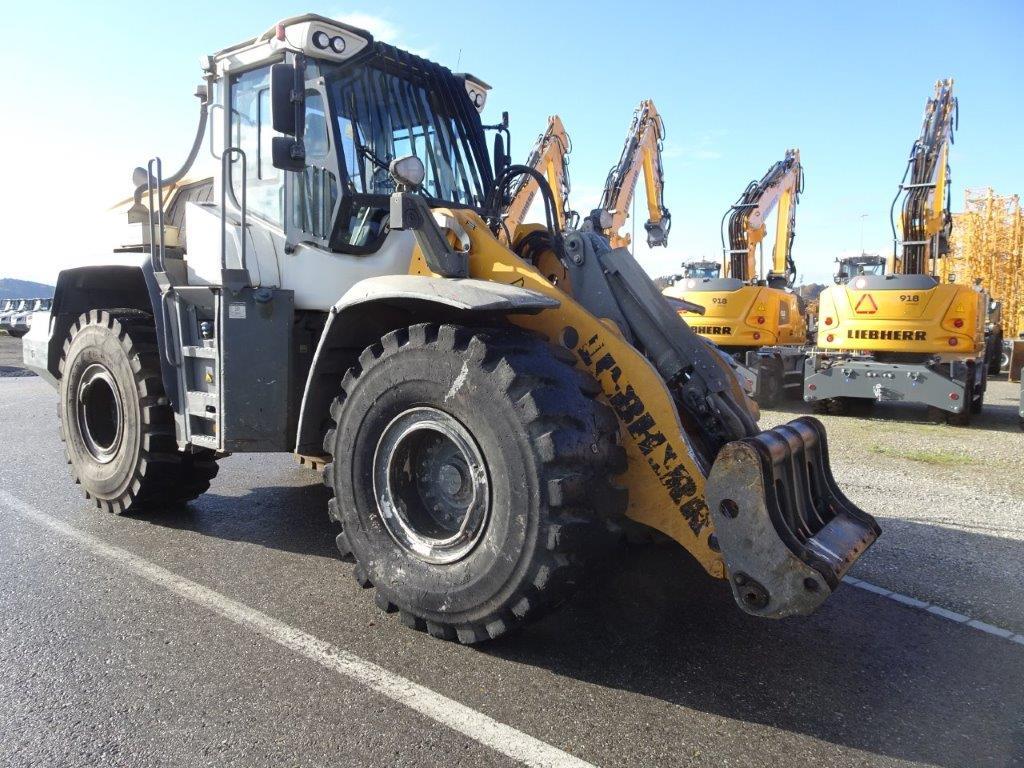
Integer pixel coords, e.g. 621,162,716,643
486,540,1024,768
142,478,338,560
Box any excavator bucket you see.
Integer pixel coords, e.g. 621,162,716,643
706,417,880,618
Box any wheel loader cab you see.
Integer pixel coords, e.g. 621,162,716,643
27,12,880,645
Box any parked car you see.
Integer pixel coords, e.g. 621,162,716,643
2,299,30,335
9,299,48,338
0,299,16,332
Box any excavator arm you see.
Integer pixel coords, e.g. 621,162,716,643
587,100,671,249
502,115,574,240
723,149,803,286
891,78,957,275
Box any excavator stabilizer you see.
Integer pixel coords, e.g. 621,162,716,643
707,417,880,617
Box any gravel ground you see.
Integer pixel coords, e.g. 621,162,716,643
760,378,1024,629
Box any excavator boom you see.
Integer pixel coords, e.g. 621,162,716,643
587,100,671,249
723,149,803,286
502,115,573,239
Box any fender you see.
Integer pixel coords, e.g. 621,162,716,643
33,260,180,408
294,275,559,454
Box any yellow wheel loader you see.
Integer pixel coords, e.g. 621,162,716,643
24,14,878,643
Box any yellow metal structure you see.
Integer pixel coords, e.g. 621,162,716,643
501,115,574,243
942,188,1024,338
588,100,671,249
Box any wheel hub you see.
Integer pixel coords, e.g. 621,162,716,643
373,407,490,564
76,363,123,464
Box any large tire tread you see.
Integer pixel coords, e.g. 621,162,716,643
323,323,626,643
59,309,217,513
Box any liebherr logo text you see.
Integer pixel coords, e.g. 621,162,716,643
574,331,709,536
848,329,926,341
692,325,732,335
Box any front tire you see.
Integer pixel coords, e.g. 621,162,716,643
59,310,218,513
323,323,626,643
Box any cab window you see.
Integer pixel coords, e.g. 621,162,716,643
229,66,284,227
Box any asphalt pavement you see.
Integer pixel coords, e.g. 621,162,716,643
1,339,1022,767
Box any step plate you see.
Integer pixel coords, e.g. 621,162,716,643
706,416,880,618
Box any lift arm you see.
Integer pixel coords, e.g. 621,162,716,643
502,116,574,239
588,100,671,249
723,149,803,286
891,78,957,276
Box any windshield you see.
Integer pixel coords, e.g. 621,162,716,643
840,259,886,278
324,54,491,209
685,264,721,279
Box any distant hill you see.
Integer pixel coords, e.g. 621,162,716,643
0,278,55,301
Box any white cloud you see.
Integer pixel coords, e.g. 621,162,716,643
662,134,723,163
333,11,433,58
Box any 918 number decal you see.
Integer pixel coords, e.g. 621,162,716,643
899,294,920,302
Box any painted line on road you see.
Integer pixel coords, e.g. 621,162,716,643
843,575,1024,646
1,491,597,768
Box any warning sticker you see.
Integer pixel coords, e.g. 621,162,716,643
228,303,247,320
854,293,878,314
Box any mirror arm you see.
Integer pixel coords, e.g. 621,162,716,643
389,192,468,278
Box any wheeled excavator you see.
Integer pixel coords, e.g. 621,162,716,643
663,150,808,406
24,14,878,644
804,79,990,424
585,99,671,249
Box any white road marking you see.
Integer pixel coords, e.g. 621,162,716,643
843,575,1024,646
1,491,597,768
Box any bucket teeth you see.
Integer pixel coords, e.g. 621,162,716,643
707,416,880,618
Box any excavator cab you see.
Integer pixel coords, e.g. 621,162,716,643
26,13,879,642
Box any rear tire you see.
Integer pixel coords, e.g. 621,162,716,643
323,323,627,644
59,309,218,513
946,362,977,426
8,329,27,338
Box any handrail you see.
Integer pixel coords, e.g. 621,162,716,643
146,157,166,274
220,148,248,274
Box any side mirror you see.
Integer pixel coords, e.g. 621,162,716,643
493,132,508,178
272,135,305,172
270,61,304,136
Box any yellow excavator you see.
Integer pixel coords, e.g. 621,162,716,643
25,13,878,643
805,79,990,424
585,99,671,249
664,150,808,406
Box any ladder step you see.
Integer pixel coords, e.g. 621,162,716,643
182,345,217,359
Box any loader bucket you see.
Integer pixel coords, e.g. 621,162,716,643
706,416,880,618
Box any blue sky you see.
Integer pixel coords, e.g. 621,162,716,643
1,0,1021,285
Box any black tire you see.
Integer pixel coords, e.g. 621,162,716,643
752,359,782,409
988,331,1003,376
946,367,974,426
59,309,218,513
8,329,27,338
323,323,627,644
820,397,852,416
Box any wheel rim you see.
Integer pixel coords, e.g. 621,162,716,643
76,363,123,464
373,407,490,565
